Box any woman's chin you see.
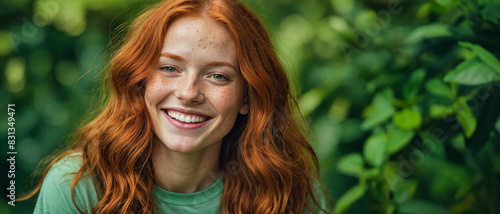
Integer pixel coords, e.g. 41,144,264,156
154,140,196,153
166,143,199,153
154,138,221,155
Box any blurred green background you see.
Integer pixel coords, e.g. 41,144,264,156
1,0,500,213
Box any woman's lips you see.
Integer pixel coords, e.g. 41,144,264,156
162,109,212,130
166,110,209,123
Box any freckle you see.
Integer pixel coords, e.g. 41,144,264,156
199,39,202,42
204,46,206,49
196,30,199,33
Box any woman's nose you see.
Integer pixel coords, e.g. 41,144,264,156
174,74,204,104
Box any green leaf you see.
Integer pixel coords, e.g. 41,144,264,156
433,0,457,9
363,132,387,167
429,104,453,118
299,87,327,117
393,108,422,130
395,180,418,204
425,78,450,97
386,129,415,154
416,3,431,19
337,153,364,177
399,199,449,214
384,162,405,191
459,41,500,75
361,106,395,130
454,97,477,138
361,89,396,130
444,58,500,85
386,205,395,214
481,4,500,25
405,23,451,44
465,86,500,152
334,183,367,214
403,69,426,100
360,168,380,180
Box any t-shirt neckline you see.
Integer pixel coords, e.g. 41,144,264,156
153,175,224,205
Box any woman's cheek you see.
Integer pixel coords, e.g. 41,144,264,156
146,75,172,103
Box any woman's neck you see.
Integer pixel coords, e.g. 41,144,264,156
152,140,222,193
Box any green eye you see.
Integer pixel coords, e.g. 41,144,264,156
161,66,177,72
211,74,228,80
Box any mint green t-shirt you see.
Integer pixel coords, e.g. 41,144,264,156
34,153,327,213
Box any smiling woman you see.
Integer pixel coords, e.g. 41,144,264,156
21,0,330,213
147,16,247,157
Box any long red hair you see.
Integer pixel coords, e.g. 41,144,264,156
22,0,328,213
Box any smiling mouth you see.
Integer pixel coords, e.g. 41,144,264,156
164,110,210,124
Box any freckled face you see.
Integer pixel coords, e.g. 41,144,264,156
144,15,248,153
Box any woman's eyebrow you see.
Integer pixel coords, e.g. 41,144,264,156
206,61,238,71
160,52,186,62
160,52,238,71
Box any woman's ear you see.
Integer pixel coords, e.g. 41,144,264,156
239,99,249,115
239,85,249,115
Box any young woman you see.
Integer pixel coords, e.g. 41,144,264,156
23,0,330,213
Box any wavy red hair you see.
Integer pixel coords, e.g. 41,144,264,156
22,0,329,213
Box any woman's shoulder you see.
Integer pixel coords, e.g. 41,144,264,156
46,152,84,179
34,152,99,214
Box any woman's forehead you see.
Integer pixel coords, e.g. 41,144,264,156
160,15,238,67
165,15,232,42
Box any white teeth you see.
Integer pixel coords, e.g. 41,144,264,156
167,110,207,123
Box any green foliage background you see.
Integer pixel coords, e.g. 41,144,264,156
1,0,499,213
